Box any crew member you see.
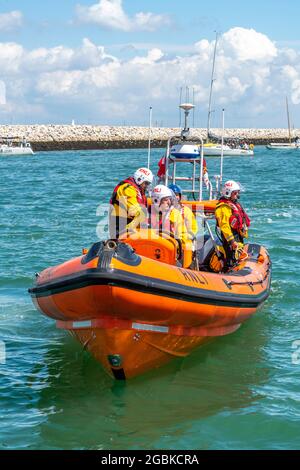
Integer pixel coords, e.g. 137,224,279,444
109,167,153,238
168,184,198,240
149,185,188,242
215,180,251,268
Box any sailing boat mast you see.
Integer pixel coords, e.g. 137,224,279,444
286,96,292,144
207,32,219,142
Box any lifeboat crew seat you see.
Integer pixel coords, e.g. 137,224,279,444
196,235,216,270
123,229,179,266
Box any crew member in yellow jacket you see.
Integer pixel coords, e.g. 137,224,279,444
168,184,198,240
150,185,193,267
109,167,153,238
214,180,251,269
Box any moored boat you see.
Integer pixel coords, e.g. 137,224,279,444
170,142,254,158
266,98,299,150
0,136,34,155
266,142,300,150
203,143,254,157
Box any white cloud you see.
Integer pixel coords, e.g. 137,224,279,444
0,81,6,104
281,65,298,81
130,48,164,65
133,12,171,32
26,46,74,72
281,66,300,104
222,27,277,62
0,11,23,32
37,61,121,96
76,0,171,32
24,38,117,72
0,42,24,73
1,27,300,127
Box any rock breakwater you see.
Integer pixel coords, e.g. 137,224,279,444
0,125,298,151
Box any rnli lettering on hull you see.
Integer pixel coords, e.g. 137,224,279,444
179,268,208,285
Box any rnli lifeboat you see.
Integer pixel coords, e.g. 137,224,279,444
29,226,271,380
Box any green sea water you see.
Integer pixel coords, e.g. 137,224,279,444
0,147,300,450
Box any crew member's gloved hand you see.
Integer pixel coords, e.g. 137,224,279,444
231,241,244,259
209,253,224,273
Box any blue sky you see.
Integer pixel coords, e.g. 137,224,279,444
3,0,300,48
1,0,300,127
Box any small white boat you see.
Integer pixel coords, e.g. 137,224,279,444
266,98,300,151
203,144,254,157
266,142,300,150
170,142,254,158
0,137,34,156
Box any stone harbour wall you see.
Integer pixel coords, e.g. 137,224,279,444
0,124,299,151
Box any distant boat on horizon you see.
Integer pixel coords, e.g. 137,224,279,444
266,97,300,150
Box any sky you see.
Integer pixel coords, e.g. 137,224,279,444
1,0,300,128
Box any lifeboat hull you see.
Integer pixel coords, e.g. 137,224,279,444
29,241,271,379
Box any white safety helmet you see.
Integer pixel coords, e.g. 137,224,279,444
133,167,154,186
222,180,242,199
151,184,174,208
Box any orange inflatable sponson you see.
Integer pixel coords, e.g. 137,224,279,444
29,235,271,380
182,199,217,214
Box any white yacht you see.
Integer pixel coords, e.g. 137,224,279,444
171,141,254,158
0,137,34,155
266,98,300,150
203,142,254,157
204,33,254,157
266,142,300,150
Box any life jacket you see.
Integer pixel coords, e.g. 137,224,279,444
149,208,175,235
217,197,251,233
110,177,147,208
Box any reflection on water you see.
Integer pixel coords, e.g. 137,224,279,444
30,310,270,450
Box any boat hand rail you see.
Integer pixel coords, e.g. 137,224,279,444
165,134,205,201
223,266,271,290
208,180,213,200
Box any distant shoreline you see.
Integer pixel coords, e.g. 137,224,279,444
0,124,298,151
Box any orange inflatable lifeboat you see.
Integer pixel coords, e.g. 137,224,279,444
29,229,271,380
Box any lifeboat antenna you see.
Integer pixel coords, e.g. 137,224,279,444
147,106,153,169
179,102,195,139
220,108,225,188
178,87,183,127
207,31,219,142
